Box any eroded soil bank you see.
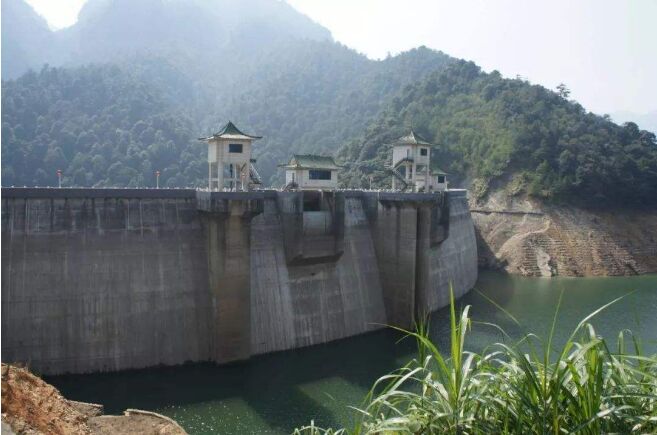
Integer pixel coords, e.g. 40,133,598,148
472,191,657,277
1,364,187,435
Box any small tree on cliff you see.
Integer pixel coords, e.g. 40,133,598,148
556,82,571,99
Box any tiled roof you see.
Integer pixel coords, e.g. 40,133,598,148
280,154,341,170
395,130,433,146
199,121,262,141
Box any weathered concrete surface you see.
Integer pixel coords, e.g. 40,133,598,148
207,211,252,363
1,191,213,375
425,190,479,310
275,192,344,265
201,194,262,364
249,195,386,355
370,201,419,328
1,188,477,374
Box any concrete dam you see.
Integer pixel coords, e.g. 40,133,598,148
1,188,478,375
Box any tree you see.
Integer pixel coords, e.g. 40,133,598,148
556,83,571,99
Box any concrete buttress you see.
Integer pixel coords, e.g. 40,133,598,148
1,188,477,374
199,194,263,363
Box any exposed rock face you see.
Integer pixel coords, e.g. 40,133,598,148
1,364,187,435
1,364,92,435
472,191,657,277
88,411,187,435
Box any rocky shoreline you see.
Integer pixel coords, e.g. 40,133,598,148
1,364,186,435
471,191,657,277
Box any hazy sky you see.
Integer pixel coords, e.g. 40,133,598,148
25,0,657,116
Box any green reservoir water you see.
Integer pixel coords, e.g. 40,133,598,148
48,271,657,434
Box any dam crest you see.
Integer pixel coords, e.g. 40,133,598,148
1,188,477,375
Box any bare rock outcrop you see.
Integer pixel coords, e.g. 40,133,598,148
1,364,186,435
471,191,657,277
1,364,92,435
88,411,186,435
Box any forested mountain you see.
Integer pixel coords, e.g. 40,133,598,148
222,44,453,182
338,61,657,206
1,45,451,188
2,0,656,205
1,0,452,187
2,65,200,187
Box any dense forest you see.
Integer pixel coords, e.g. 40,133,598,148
1,43,452,187
338,61,657,206
1,65,201,187
2,0,656,206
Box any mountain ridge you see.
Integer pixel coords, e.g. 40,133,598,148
1,0,333,79
2,0,656,206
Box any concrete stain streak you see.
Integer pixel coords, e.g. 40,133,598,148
1,189,477,375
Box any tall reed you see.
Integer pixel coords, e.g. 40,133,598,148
295,287,657,434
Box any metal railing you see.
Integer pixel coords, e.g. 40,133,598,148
386,166,413,192
249,163,262,185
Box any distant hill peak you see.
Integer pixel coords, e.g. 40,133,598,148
2,0,332,78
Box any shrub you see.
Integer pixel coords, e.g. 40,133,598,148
295,288,657,434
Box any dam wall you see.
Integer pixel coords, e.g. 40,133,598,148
1,188,477,375
249,194,387,356
1,189,214,374
425,190,479,311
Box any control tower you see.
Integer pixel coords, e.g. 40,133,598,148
199,121,262,191
389,131,447,192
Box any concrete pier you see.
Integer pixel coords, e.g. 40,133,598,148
1,188,477,375
198,192,263,363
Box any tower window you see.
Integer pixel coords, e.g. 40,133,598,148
420,148,428,156
229,143,243,153
309,170,332,180
438,175,446,183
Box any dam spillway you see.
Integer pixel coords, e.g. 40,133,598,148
1,188,478,375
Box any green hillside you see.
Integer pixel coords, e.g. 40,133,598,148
1,0,454,187
1,65,200,187
1,45,452,187
338,61,657,206
2,0,656,205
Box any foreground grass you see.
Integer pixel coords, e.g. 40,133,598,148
295,289,657,434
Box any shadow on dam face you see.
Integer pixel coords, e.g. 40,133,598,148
46,295,490,433
46,326,409,432
1,188,478,375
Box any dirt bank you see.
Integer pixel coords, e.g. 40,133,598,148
471,191,657,276
1,364,186,435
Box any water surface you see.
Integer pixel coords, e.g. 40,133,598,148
49,271,657,434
